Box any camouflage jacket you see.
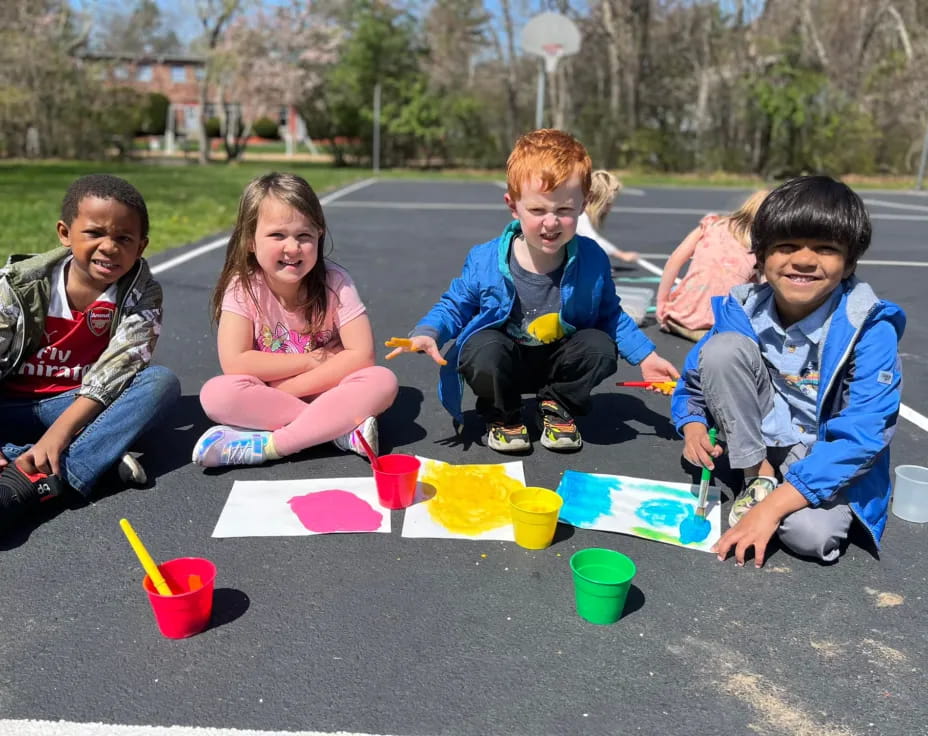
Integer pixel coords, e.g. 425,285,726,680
0,248,164,407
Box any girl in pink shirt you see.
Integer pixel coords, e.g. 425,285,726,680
192,173,398,468
656,190,768,341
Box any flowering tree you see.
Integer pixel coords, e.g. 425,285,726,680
213,0,340,161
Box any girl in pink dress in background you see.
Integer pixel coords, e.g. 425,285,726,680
656,190,768,341
192,172,398,468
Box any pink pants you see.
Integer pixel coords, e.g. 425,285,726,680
199,366,399,457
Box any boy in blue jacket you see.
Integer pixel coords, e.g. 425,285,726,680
387,129,678,452
672,176,905,567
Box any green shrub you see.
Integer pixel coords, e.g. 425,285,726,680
205,116,244,138
138,93,169,135
252,116,280,139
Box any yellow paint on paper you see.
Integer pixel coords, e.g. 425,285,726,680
422,462,524,535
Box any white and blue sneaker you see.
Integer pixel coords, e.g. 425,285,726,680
332,416,378,458
192,425,275,468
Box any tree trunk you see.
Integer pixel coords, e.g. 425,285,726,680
197,76,210,165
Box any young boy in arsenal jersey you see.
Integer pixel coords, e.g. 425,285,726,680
0,174,180,535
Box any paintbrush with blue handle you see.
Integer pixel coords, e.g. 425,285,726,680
695,427,718,519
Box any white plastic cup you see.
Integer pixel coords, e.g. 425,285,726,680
892,465,928,523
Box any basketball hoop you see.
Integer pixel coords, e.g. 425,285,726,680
520,12,582,128
541,43,564,73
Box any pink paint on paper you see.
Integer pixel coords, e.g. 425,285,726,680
287,490,383,533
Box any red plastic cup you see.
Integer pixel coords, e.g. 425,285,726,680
142,557,216,639
373,454,421,509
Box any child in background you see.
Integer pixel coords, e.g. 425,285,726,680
192,173,398,468
387,129,678,453
656,190,768,341
575,170,639,263
0,174,180,535
672,176,905,567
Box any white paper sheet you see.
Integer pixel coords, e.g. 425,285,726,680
401,457,526,541
556,470,722,552
212,477,391,538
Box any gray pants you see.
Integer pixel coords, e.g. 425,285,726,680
699,332,853,562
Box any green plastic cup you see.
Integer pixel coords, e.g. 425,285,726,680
569,548,636,625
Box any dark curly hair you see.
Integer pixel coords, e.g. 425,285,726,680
60,174,149,238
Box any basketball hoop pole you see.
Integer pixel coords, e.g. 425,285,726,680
535,59,546,129
521,12,580,131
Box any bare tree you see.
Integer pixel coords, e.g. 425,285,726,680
193,0,242,165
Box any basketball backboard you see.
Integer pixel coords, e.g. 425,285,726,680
521,12,581,72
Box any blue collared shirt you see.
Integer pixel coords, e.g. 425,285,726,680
749,289,841,447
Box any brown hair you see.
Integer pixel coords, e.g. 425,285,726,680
725,189,769,246
585,170,622,229
506,129,592,201
210,172,329,330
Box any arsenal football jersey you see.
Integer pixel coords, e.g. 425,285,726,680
3,257,117,396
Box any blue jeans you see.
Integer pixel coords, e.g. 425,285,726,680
0,365,180,497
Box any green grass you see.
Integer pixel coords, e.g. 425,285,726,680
2,159,921,265
0,160,365,263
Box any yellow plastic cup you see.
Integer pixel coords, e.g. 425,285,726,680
509,487,564,549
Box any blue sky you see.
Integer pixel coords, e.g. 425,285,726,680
70,0,763,51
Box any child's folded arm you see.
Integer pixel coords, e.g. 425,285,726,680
78,277,163,407
269,313,376,396
784,319,903,506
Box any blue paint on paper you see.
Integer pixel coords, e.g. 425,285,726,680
556,469,619,525
678,512,711,544
634,498,689,528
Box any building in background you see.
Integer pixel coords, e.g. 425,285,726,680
76,52,306,154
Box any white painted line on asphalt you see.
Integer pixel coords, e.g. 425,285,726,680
328,200,928,221
633,257,665,277
870,212,928,221
0,721,384,736
621,187,646,196
864,197,928,213
150,236,228,275
326,200,500,210
150,178,379,275
900,404,928,432
635,254,928,268
858,259,928,267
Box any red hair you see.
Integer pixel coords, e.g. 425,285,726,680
506,129,592,200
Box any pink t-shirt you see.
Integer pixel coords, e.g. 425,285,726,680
221,265,366,354
663,214,756,330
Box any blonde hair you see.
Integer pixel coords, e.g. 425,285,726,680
725,189,769,246
506,128,592,200
585,170,623,229
211,172,329,330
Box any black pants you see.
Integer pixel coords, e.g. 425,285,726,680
458,328,618,424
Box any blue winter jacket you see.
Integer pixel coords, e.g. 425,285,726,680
416,220,656,421
671,278,906,546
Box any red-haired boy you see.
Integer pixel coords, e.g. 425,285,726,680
388,129,678,452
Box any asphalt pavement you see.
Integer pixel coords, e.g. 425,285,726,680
1,180,925,736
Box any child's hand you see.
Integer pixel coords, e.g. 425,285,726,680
682,422,723,470
638,351,680,387
655,299,667,326
385,336,447,366
0,450,7,469
711,504,780,568
15,427,69,477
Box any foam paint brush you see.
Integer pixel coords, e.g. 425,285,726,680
384,337,448,365
616,380,678,395
119,518,173,596
695,427,718,519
